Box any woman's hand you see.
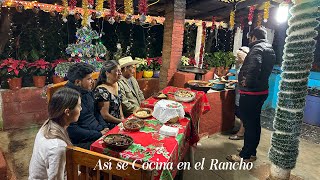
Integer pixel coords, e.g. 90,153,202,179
100,128,109,135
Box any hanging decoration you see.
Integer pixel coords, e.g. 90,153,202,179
15,3,23,12
109,0,116,24
240,16,244,30
69,0,77,14
138,0,147,23
81,0,89,27
211,16,216,32
263,1,271,23
229,10,235,30
88,0,94,8
62,0,68,22
198,21,206,68
95,0,103,17
124,0,133,20
248,5,255,25
256,13,263,27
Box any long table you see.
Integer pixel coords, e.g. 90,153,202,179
90,86,210,179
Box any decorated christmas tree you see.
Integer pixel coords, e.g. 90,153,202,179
268,0,320,179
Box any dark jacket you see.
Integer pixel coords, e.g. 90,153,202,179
238,39,276,92
65,82,109,145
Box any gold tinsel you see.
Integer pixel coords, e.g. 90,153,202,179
263,1,271,22
124,0,133,15
229,10,235,30
62,0,68,18
82,0,89,27
95,0,103,13
257,13,263,27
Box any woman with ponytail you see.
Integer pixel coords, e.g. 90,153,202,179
94,60,124,129
29,88,81,180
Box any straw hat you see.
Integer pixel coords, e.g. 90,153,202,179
118,56,140,68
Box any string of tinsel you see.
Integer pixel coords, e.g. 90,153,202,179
62,0,68,19
109,0,116,17
81,0,89,27
138,0,147,15
124,0,133,15
248,5,255,25
198,21,206,68
263,1,270,22
229,10,235,30
256,13,263,27
95,0,103,13
69,0,77,10
88,0,94,7
269,0,320,170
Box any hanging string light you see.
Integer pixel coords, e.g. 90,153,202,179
81,0,89,27
263,1,271,23
146,27,151,58
229,10,235,30
7,8,14,57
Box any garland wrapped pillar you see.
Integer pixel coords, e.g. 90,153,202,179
268,0,320,179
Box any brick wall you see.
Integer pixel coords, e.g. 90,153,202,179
0,88,48,130
159,0,186,89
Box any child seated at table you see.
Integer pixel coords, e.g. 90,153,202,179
29,87,81,179
66,62,110,150
94,60,125,129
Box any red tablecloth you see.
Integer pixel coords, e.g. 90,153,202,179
141,86,211,145
91,117,191,180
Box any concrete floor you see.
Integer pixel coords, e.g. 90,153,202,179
0,126,319,180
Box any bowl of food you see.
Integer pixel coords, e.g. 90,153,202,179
174,90,196,102
153,92,168,99
103,134,133,151
123,118,145,131
187,80,211,93
133,108,153,119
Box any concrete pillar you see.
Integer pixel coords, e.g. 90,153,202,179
159,0,186,89
194,22,203,67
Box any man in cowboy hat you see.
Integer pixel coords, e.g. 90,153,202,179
118,56,145,117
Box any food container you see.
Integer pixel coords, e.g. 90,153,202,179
133,108,153,119
103,134,133,151
123,118,145,131
174,90,196,102
211,83,226,90
187,80,211,93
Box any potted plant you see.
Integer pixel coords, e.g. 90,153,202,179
0,58,28,90
51,58,68,84
143,58,154,78
135,58,145,79
213,51,225,77
152,57,162,78
223,51,236,75
28,59,51,88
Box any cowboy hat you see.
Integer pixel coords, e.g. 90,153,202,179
118,56,140,68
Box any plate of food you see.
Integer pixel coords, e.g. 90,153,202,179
187,80,211,93
153,92,168,99
133,108,153,119
123,118,145,131
103,134,133,151
174,90,196,102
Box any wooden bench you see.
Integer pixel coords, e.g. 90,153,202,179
66,146,154,180
46,72,100,102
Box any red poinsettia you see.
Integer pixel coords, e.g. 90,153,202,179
0,58,28,78
51,58,68,68
28,59,51,76
152,57,162,71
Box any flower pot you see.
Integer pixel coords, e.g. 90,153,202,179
143,71,153,78
8,77,22,90
52,75,65,84
136,71,143,79
153,70,160,78
33,76,46,88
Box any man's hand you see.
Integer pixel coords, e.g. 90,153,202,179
100,128,109,135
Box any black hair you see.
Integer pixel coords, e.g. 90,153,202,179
96,60,119,86
249,27,267,40
67,62,95,83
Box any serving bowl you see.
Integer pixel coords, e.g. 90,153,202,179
123,118,145,132
103,134,133,151
133,108,153,119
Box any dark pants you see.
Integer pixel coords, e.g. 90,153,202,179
75,141,95,150
239,93,268,159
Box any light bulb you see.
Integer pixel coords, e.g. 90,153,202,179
276,3,289,23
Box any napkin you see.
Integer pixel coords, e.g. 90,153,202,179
159,125,179,137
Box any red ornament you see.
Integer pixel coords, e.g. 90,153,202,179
211,16,216,30
109,0,116,17
139,0,148,15
248,5,255,25
69,0,77,9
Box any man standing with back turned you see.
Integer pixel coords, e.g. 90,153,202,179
227,27,276,162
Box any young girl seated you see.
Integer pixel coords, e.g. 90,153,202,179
29,87,81,180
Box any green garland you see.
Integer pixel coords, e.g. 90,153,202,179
269,0,320,170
